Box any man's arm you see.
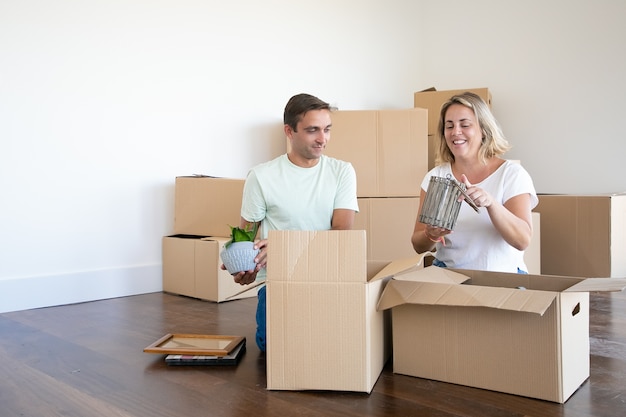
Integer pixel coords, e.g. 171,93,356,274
331,208,355,230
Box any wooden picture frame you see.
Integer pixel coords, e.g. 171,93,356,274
143,334,244,356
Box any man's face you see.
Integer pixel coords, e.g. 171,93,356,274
286,109,332,165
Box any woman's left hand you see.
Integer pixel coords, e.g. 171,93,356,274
461,174,494,208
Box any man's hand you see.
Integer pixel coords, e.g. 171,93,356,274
220,239,269,285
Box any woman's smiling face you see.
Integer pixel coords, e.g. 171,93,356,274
443,103,483,161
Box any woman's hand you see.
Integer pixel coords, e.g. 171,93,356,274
460,174,533,251
423,225,451,243
461,174,494,208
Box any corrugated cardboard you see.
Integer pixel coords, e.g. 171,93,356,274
324,109,428,197
534,194,626,277
353,201,539,271
162,235,258,302
377,266,626,403
354,197,420,261
525,212,541,274
414,87,492,136
266,230,428,393
174,176,244,237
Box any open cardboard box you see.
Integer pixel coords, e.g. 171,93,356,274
266,230,428,393
535,193,626,277
162,235,258,302
377,266,626,403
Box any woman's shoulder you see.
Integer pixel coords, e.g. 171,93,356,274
500,159,532,178
429,163,452,177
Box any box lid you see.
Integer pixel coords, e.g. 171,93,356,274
377,266,626,315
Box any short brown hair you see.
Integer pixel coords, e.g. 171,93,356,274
283,93,331,131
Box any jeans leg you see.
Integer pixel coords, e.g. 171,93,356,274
432,258,447,268
255,285,266,352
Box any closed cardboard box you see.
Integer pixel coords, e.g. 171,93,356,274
266,230,427,393
414,88,492,136
354,197,420,261
377,266,626,403
174,176,244,237
162,235,258,302
325,109,428,197
534,194,626,277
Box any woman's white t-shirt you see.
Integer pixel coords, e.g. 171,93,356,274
420,160,538,273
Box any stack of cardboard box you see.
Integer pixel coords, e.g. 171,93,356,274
162,176,259,302
326,108,430,261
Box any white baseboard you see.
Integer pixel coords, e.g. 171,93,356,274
0,264,163,314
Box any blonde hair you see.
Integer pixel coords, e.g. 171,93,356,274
435,92,511,165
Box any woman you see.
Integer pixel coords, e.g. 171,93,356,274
411,92,537,273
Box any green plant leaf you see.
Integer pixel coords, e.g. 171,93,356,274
225,223,259,248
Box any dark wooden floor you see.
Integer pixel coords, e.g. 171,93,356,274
1,289,625,417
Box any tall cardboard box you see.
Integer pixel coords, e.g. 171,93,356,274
414,88,492,136
354,197,420,261
534,194,626,277
174,176,244,237
378,266,626,403
162,235,258,302
324,109,428,197
266,230,426,393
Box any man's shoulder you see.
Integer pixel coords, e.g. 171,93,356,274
320,155,353,169
250,154,286,173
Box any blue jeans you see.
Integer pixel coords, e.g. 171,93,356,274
432,258,528,274
256,285,266,352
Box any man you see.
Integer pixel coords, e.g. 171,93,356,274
231,93,359,352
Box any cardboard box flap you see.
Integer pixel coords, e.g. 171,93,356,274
377,267,558,315
564,277,626,293
394,264,470,284
370,251,435,283
268,229,367,283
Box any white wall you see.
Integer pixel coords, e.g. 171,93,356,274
418,0,626,194
1,1,625,313
0,0,423,312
